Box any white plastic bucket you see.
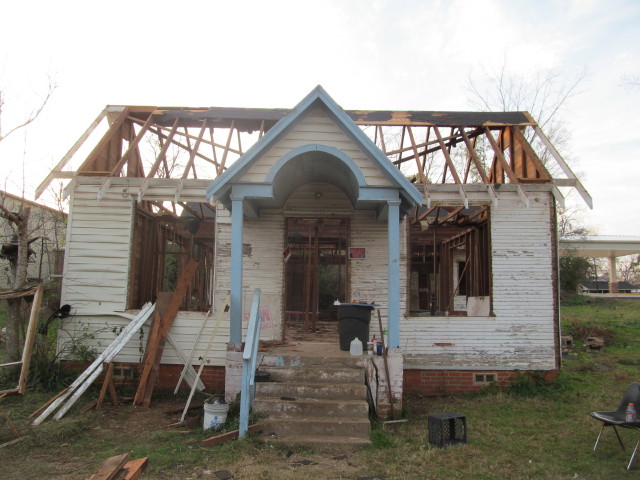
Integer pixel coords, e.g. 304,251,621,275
203,402,229,430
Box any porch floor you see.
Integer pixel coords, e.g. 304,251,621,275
268,320,351,357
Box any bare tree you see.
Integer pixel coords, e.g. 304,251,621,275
621,74,640,89
0,79,57,365
618,255,640,283
466,59,590,234
0,77,56,142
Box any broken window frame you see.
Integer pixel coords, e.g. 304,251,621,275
408,206,492,317
128,206,214,312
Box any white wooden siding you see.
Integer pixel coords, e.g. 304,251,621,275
58,182,230,366
401,191,557,370
214,204,285,344
61,185,133,312
240,107,393,187
349,211,408,334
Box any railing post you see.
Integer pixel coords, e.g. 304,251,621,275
239,288,261,438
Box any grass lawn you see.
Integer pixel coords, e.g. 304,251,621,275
1,296,639,479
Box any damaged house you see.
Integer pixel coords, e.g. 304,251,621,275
36,86,590,439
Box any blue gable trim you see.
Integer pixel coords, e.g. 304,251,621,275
206,85,421,207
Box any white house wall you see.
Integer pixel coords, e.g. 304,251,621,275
0,193,66,288
240,107,393,187
215,182,403,344
402,191,557,370
58,180,230,366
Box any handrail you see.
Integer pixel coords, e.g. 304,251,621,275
239,288,262,438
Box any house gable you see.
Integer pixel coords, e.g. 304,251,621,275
206,85,421,216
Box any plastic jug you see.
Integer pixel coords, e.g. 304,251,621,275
350,337,363,356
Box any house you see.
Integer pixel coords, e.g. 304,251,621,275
0,190,66,289
36,86,590,414
560,235,640,293
578,279,640,294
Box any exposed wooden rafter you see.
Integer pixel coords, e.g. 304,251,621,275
36,104,589,212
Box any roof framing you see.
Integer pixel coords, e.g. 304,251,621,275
36,101,591,210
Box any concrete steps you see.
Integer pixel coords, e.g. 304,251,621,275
253,352,371,450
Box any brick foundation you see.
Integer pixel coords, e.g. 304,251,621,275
403,369,559,396
60,360,226,393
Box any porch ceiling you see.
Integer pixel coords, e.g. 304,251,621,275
560,235,640,258
271,150,360,207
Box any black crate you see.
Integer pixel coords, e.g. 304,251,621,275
428,413,467,448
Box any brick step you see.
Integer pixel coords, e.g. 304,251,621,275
253,397,369,418
258,366,365,384
262,416,371,438
255,381,367,400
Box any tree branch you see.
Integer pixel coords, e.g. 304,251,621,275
0,203,21,224
0,76,57,143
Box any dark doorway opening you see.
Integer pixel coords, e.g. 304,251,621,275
284,217,349,339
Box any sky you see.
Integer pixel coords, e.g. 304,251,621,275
0,0,638,235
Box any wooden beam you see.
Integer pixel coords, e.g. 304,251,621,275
29,387,71,418
135,259,199,407
218,120,236,175
138,118,180,201
144,125,218,169
113,458,149,480
79,107,130,176
459,128,488,184
201,424,263,447
88,453,129,480
35,109,108,198
133,117,243,156
512,126,551,180
413,206,437,224
97,362,115,409
18,284,44,394
208,128,220,171
483,127,519,183
377,126,388,154
436,206,464,225
181,119,208,180
406,127,426,184
433,127,462,184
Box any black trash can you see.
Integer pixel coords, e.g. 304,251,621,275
337,303,374,351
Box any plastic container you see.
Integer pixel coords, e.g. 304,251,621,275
337,303,374,351
626,403,637,423
366,341,375,355
350,337,363,356
203,401,230,430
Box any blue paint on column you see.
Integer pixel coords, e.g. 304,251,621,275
230,196,244,344
387,200,401,348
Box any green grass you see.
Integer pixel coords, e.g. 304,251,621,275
2,296,640,479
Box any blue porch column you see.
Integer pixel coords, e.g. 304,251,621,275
230,195,244,345
387,200,401,348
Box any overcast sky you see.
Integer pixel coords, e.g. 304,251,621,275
1,0,638,235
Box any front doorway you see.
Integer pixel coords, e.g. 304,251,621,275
284,217,349,340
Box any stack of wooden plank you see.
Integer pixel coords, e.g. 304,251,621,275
32,303,156,425
87,454,148,480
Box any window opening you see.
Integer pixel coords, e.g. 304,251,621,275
474,373,496,385
129,206,214,312
409,206,491,316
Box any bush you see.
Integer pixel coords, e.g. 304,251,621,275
559,252,590,294
566,319,614,344
506,371,570,398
